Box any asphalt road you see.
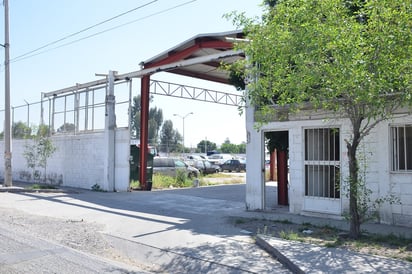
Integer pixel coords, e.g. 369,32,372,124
0,219,147,273
0,183,289,273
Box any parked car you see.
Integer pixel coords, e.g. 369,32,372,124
191,159,220,175
208,154,233,165
186,154,207,160
219,159,246,172
153,157,199,178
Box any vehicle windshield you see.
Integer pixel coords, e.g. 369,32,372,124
174,160,186,167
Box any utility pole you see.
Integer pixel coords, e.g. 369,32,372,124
3,0,12,187
173,112,193,155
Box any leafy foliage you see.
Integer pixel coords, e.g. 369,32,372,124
57,123,75,133
23,125,57,182
266,131,288,152
12,121,32,139
220,138,246,154
228,0,411,238
196,139,217,153
152,173,192,189
130,95,163,145
159,120,182,153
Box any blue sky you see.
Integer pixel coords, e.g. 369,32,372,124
0,0,263,146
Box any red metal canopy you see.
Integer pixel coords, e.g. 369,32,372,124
138,30,245,190
141,30,245,84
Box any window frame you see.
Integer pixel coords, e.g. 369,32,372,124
390,124,412,172
304,127,341,199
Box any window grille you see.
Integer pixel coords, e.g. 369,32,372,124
390,125,412,171
304,128,340,198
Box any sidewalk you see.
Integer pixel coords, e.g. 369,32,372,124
0,183,411,273
256,235,412,274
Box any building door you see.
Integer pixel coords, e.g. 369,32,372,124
303,128,341,214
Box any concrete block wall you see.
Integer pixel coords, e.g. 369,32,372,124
0,128,130,192
247,112,412,227
376,116,412,226
114,128,131,192
53,132,106,189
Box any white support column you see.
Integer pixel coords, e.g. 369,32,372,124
74,90,80,133
245,98,265,211
103,70,116,191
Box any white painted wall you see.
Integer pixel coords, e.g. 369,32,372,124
245,104,265,210
246,111,412,227
0,128,130,192
114,128,131,191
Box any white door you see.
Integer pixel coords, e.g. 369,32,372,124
303,128,341,214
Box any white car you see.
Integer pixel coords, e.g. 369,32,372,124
207,154,233,165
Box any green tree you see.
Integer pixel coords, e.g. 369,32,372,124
148,107,163,145
57,123,75,133
220,138,239,154
131,95,163,145
12,121,32,139
229,0,411,238
196,140,217,153
130,95,142,138
159,120,182,153
237,142,246,154
23,125,57,182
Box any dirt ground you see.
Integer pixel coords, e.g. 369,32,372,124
231,216,412,262
0,207,150,270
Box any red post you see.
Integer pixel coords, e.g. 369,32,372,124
139,75,150,190
270,150,276,181
277,150,288,205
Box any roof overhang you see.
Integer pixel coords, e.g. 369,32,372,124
43,30,245,98
140,30,245,84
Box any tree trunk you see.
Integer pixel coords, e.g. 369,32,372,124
347,118,362,239
347,142,361,238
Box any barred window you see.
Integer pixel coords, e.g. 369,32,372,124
391,125,412,171
304,128,340,199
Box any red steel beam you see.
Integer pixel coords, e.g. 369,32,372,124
144,40,234,68
139,75,151,190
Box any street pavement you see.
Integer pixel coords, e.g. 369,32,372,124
0,223,147,273
0,182,411,273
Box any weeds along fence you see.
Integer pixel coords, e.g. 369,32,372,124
0,79,132,139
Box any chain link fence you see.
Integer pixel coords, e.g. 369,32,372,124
0,79,133,139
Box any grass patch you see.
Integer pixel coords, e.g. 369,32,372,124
198,173,245,186
279,230,300,241
152,173,192,189
29,184,57,190
235,218,247,224
130,180,140,189
130,173,195,190
91,184,106,192
233,217,412,262
324,240,341,248
278,219,292,224
203,173,234,178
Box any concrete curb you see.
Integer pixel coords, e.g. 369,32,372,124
255,235,304,274
0,187,79,194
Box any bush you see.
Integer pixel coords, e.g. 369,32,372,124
152,173,192,189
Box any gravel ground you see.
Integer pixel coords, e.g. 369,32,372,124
0,207,150,271
230,216,412,262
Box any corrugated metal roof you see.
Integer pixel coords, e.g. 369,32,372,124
141,30,245,84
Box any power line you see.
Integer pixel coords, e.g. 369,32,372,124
10,0,197,64
10,0,158,62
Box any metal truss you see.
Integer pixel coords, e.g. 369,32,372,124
150,79,244,107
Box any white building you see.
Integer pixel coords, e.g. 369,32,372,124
245,104,412,227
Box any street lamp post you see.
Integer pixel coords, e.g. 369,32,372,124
173,112,193,155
